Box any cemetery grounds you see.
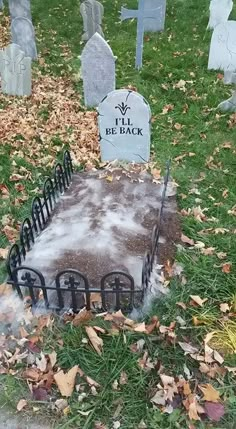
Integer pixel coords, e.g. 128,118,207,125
0,0,236,428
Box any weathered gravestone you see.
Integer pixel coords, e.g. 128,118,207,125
81,32,116,107
208,21,236,71
207,0,233,30
0,43,31,95
144,0,166,32
11,17,37,60
80,0,104,41
218,71,236,112
8,0,32,20
98,89,151,163
121,0,161,69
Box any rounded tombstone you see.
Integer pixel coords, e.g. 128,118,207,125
11,17,37,60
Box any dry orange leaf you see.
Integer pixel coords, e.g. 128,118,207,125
72,309,93,327
190,295,208,307
181,233,194,246
16,399,27,412
85,326,103,355
199,384,220,403
221,263,232,274
183,381,192,396
54,366,78,397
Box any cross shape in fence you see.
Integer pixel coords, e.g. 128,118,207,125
121,0,160,69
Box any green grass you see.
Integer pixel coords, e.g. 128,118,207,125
0,0,236,427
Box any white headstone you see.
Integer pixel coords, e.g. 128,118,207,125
11,17,37,60
218,71,236,112
98,89,151,163
81,32,116,107
0,43,31,96
207,0,233,30
144,0,166,32
8,0,32,20
208,21,236,71
80,0,104,41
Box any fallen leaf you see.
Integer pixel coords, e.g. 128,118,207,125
145,316,159,334
133,322,146,333
32,387,48,401
17,399,27,412
190,295,208,307
213,350,224,365
55,398,68,411
54,366,78,397
178,342,199,355
204,402,225,421
199,384,220,403
85,326,103,355
36,352,47,372
181,233,194,246
2,225,18,242
151,389,166,406
72,309,92,327
183,381,192,396
0,248,8,260
49,350,57,368
221,262,232,274
220,303,230,313
119,371,128,385
22,368,40,382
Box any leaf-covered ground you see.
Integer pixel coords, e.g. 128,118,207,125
0,0,236,428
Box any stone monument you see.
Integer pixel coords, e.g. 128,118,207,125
11,17,37,59
80,0,104,41
144,0,166,32
207,0,233,30
81,32,116,107
0,43,31,96
98,89,151,163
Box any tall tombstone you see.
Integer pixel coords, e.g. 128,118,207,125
207,0,233,30
80,0,104,41
208,21,236,71
98,89,151,163
11,17,37,59
8,0,32,21
218,72,236,112
0,43,31,96
81,32,116,107
144,0,166,32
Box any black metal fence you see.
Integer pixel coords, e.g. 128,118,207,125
6,151,170,314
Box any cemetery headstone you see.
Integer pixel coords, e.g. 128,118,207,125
218,71,236,112
208,21,236,71
144,0,166,32
98,89,151,163
121,0,161,69
207,0,233,30
0,43,31,96
80,0,104,41
81,32,116,107
8,0,32,21
11,17,37,59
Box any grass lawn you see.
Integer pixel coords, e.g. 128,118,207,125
0,0,236,428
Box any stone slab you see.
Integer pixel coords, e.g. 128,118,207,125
98,89,151,163
0,43,31,96
208,21,236,71
8,0,32,20
207,0,233,30
81,32,116,107
80,0,104,41
144,0,166,32
11,17,37,60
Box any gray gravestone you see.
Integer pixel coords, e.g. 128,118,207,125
81,32,116,107
208,21,236,71
0,43,31,95
144,0,166,32
11,17,37,59
218,71,236,112
80,0,104,41
8,0,32,20
98,89,151,163
121,0,161,69
207,0,233,30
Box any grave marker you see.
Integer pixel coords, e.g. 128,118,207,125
208,21,236,71
11,17,37,59
207,0,233,30
80,0,104,41
81,32,116,107
8,0,32,21
144,0,166,32
121,0,161,69
98,89,151,163
218,71,236,112
0,43,31,96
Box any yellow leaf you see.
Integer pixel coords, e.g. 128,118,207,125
183,381,192,396
49,350,57,368
106,175,113,182
85,326,103,355
220,303,230,313
54,366,78,397
190,295,208,307
199,384,220,403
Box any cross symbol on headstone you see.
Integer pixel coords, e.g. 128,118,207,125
121,0,160,69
